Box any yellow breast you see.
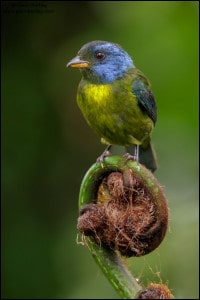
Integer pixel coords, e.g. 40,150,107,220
80,83,113,105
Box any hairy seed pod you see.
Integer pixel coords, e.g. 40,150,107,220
136,283,174,299
77,156,168,257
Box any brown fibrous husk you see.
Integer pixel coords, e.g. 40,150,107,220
77,170,168,257
136,283,174,299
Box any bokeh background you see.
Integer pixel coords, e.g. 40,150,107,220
1,1,199,299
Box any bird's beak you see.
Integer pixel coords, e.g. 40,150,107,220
66,56,89,69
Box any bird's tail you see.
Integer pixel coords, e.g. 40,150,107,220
139,143,158,172
126,143,158,172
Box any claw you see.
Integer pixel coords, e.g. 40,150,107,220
124,145,139,161
96,145,112,164
123,153,135,161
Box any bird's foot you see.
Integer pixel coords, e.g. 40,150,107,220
123,145,139,162
123,152,137,161
96,145,112,164
123,145,139,161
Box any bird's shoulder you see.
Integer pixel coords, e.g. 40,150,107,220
128,68,151,87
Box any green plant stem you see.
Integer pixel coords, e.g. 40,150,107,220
87,237,142,299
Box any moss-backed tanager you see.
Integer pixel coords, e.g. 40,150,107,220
67,40,157,172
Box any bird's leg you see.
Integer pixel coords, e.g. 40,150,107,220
96,145,112,164
133,144,139,161
123,145,139,161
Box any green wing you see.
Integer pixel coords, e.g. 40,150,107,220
132,69,157,124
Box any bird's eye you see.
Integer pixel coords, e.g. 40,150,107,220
95,51,105,60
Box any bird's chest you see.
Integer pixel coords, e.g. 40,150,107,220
77,80,141,122
76,80,150,145
77,82,116,120
78,82,112,107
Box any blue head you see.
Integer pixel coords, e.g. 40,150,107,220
67,40,134,84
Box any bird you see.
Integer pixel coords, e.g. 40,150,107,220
67,40,158,172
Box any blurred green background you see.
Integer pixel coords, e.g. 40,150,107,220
1,1,198,299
